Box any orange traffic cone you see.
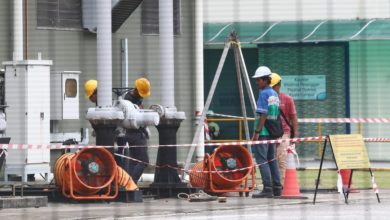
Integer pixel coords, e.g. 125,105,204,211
340,169,359,193
280,148,307,199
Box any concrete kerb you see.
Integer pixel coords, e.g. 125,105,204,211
0,196,47,209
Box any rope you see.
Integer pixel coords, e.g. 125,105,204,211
229,41,241,47
177,190,218,202
116,152,275,175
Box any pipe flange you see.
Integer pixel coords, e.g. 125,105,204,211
150,104,165,117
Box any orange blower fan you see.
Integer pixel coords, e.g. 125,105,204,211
190,145,255,195
55,148,137,200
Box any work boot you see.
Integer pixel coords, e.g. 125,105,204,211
273,186,283,197
252,186,273,198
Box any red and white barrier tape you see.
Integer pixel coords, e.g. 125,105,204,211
362,137,390,142
299,118,390,123
1,136,389,150
207,113,390,123
208,113,255,119
204,118,211,141
195,111,211,140
287,144,300,167
0,136,325,150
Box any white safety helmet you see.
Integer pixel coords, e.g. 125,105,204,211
252,66,272,78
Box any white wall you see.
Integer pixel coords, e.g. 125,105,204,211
204,0,390,22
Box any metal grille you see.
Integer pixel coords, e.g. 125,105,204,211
37,0,82,29
141,0,181,35
258,43,348,158
112,0,144,33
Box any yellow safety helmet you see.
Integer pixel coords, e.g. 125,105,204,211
135,78,151,98
270,73,282,87
84,80,98,98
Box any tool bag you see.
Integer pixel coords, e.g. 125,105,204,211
264,115,284,139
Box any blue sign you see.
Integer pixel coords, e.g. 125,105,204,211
280,75,326,100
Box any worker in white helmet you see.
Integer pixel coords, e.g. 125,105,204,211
84,77,151,183
251,66,282,198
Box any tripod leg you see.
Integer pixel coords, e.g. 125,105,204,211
183,42,232,177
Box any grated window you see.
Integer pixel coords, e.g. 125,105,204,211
37,0,82,29
141,0,181,35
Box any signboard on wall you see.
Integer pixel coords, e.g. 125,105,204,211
280,75,326,100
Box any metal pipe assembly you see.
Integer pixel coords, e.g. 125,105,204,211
114,98,160,129
148,0,188,198
85,0,187,199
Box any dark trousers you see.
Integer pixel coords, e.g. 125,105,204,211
116,129,149,183
252,135,282,188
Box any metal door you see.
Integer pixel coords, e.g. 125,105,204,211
62,73,79,120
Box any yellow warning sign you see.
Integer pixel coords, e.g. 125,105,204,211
329,134,371,169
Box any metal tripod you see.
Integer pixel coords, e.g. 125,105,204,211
183,32,258,177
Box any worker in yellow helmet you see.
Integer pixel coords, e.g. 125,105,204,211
123,77,151,107
84,77,151,183
84,79,98,104
270,73,298,187
84,78,151,105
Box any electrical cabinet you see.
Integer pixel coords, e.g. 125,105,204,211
3,59,52,182
51,71,80,120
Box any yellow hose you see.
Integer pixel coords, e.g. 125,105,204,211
116,166,138,191
189,161,208,188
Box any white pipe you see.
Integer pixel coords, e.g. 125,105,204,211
138,173,189,183
13,0,23,61
159,0,175,107
195,0,204,161
138,173,154,182
121,39,128,88
80,128,89,145
0,113,6,132
97,0,112,107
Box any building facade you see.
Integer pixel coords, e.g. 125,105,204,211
0,0,199,163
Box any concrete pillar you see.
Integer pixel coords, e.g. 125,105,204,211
13,0,23,61
97,0,112,107
159,0,175,107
